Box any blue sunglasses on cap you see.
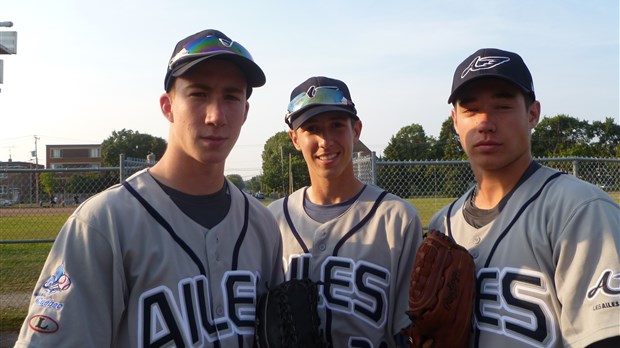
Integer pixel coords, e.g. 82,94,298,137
286,86,354,118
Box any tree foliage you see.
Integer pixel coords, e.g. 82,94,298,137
39,172,58,196
101,129,167,167
382,123,432,161
250,115,618,197
591,117,620,157
244,175,263,194
261,131,308,195
226,174,245,190
435,116,463,160
531,114,594,157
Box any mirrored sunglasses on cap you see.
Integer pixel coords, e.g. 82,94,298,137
168,35,254,70
286,86,355,118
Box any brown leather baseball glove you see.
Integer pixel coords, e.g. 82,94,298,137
401,230,476,348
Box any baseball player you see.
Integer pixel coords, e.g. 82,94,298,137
428,48,620,347
268,76,423,347
15,29,284,347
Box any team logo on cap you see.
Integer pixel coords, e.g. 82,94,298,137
461,56,511,78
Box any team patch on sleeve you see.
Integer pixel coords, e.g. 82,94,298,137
587,269,620,312
28,314,59,334
35,263,72,296
31,263,69,312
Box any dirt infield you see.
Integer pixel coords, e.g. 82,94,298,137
0,206,77,218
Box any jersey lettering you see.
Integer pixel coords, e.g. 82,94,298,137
138,271,257,348
321,256,390,328
348,336,388,348
476,267,556,347
587,269,620,300
286,253,312,279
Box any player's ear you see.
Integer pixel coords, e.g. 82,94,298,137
352,119,362,141
242,101,249,125
289,129,302,151
160,93,174,122
527,100,541,130
451,108,459,134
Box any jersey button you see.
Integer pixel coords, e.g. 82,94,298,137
216,306,224,316
472,251,479,258
473,236,481,244
318,244,326,251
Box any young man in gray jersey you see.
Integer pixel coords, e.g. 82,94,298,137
268,76,423,347
429,48,620,348
15,29,284,347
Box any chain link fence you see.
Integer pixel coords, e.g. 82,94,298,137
353,154,619,228
1,156,618,331
0,156,155,331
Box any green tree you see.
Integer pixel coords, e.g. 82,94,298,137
531,115,593,157
226,174,245,191
39,172,58,198
591,117,620,157
383,123,433,161
245,175,263,194
261,131,308,195
101,129,167,167
435,116,463,160
67,172,117,194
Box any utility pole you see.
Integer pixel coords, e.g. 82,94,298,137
34,135,39,205
0,20,16,93
280,145,284,195
33,135,39,166
288,153,293,195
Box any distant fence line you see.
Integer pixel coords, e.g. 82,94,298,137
353,154,619,199
1,156,618,316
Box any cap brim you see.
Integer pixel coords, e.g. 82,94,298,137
448,75,533,104
166,52,266,91
289,105,358,130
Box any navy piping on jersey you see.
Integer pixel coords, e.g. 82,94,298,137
283,194,310,253
123,181,250,348
231,192,250,271
284,190,388,346
123,181,208,276
444,171,564,348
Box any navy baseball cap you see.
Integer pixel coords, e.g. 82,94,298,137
285,76,358,130
164,29,266,97
448,48,535,104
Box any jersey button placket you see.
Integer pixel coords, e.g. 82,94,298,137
213,233,221,262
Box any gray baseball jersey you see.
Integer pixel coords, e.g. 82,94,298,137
429,165,620,348
15,169,284,347
268,184,422,348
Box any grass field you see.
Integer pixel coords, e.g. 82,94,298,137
1,192,618,332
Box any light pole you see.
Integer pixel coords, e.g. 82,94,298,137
0,20,16,93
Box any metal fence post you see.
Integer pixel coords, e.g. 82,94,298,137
370,151,377,186
572,159,579,177
119,153,125,182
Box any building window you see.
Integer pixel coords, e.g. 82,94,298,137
89,148,100,158
0,185,6,194
0,173,7,179
51,149,62,158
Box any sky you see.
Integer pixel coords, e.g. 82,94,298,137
1,0,618,179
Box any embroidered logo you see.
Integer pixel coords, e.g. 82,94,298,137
461,55,511,78
587,269,620,300
38,263,71,296
28,315,59,334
